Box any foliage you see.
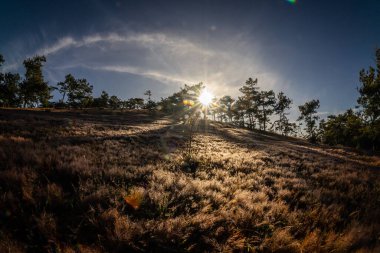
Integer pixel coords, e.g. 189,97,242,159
238,78,260,129
0,72,21,107
320,109,363,147
144,90,152,101
298,99,320,142
19,55,52,107
356,48,380,150
92,90,110,108
271,92,294,136
319,49,380,150
109,95,121,109
358,48,380,124
158,83,204,114
231,97,247,127
256,90,276,131
57,74,93,108
126,98,145,109
218,95,235,122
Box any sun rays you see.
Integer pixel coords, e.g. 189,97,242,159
198,89,213,106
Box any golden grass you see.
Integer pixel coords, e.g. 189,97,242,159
0,109,379,252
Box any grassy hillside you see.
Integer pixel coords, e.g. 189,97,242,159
0,109,379,252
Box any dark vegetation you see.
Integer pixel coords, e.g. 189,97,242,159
1,49,380,151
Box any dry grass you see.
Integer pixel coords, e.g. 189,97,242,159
0,108,379,252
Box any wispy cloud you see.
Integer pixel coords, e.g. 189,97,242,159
36,33,214,58
10,32,284,99
91,65,195,85
36,37,77,55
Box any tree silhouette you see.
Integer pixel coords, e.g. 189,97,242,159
57,75,71,104
358,48,380,124
0,55,21,107
143,90,156,110
124,98,144,109
159,83,204,114
320,109,362,147
256,90,276,131
298,99,320,142
231,97,248,127
99,91,110,108
239,78,260,129
109,95,121,109
272,92,293,135
144,90,152,101
57,74,93,108
0,73,21,107
20,55,51,107
356,49,380,150
219,95,235,122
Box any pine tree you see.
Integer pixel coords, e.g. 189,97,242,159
57,74,93,108
219,95,235,122
298,99,320,142
272,92,293,135
238,78,260,129
256,90,276,131
357,48,380,150
20,55,51,107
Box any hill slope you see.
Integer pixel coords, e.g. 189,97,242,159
0,109,379,252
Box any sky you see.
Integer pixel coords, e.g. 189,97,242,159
1,0,380,119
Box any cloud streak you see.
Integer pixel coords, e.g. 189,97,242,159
90,65,194,85
14,31,285,99
36,33,214,58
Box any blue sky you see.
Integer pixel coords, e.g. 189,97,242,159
1,0,380,118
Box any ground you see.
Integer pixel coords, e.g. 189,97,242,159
0,109,379,252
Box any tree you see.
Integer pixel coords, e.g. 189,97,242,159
127,98,145,109
143,90,156,110
99,91,110,108
57,74,93,108
57,74,74,104
358,48,380,124
0,72,21,107
256,90,276,131
69,78,93,108
144,90,152,101
109,95,121,109
219,95,235,122
357,49,380,150
215,99,228,122
0,54,21,107
297,99,320,142
20,55,52,107
238,78,260,129
158,83,204,114
91,91,110,108
320,109,363,147
283,121,298,137
272,92,293,135
231,97,247,127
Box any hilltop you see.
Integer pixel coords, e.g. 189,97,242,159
0,109,379,252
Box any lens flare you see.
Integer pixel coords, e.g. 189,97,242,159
287,0,297,4
199,90,213,106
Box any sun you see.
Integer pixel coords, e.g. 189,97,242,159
199,89,213,106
